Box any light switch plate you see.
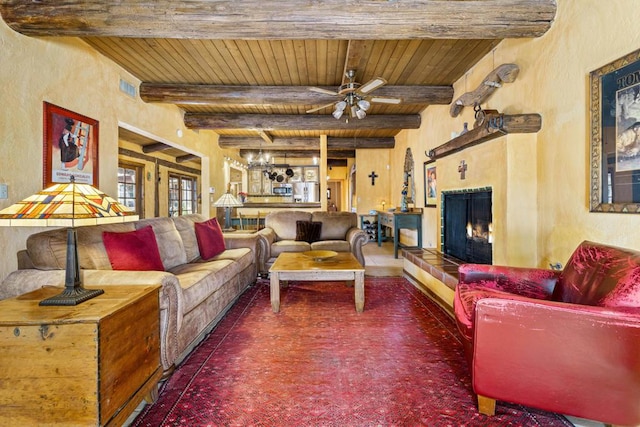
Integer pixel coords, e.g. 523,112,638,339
0,183,7,199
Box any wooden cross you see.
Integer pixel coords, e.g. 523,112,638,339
458,160,467,179
368,171,379,185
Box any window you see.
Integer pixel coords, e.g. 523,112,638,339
169,173,197,216
117,163,143,216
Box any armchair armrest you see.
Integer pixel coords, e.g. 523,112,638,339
473,298,640,425
458,263,560,295
346,227,368,266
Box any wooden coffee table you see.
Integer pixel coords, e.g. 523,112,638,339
269,252,366,313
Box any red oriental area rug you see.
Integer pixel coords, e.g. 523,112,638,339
133,277,572,427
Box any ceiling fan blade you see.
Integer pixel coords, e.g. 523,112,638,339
306,102,336,114
358,77,387,94
309,87,340,96
370,96,402,105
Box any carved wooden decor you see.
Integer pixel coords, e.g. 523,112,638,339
427,112,542,160
450,64,520,117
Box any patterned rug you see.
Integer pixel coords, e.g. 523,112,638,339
133,277,572,426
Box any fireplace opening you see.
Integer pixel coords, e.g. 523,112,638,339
443,189,493,264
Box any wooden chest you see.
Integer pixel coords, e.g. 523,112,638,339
0,285,161,426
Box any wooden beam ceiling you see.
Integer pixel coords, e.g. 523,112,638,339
240,149,355,159
184,114,421,131
139,84,453,106
218,137,394,150
0,1,556,39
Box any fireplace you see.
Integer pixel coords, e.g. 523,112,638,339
442,189,493,264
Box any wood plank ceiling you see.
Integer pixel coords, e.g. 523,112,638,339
0,0,557,161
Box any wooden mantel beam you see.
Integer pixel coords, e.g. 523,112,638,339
184,114,421,131
140,84,453,106
0,1,556,39
427,113,542,159
219,137,395,150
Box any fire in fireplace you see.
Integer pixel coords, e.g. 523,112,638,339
443,189,493,264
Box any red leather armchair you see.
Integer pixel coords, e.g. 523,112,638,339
453,241,640,426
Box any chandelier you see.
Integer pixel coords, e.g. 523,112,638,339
247,147,270,169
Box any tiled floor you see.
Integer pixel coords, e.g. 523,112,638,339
362,240,404,276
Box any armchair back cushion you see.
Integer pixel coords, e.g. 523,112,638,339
556,240,640,307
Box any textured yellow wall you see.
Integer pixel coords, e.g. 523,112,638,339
396,0,640,267
0,19,223,282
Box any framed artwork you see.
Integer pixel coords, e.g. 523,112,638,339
43,102,99,188
589,48,640,212
424,161,437,207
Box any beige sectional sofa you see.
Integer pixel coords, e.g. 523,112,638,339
257,210,368,274
0,213,260,375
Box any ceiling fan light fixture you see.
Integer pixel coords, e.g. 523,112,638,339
357,99,370,111
332,109,344,120
335,100,347,111
356,108,366,120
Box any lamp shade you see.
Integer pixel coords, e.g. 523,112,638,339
213,192,243,208
0,177,138,306
0,181,138,227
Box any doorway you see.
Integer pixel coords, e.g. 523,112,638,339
327,181,342,211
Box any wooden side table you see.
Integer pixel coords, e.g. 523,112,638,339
0,285,162,426
377,210,423,258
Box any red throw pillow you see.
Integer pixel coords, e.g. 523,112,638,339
195,217,226,260
103,225,165,271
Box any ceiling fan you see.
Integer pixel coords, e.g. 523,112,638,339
306,70,402,120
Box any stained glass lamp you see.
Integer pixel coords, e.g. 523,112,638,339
213,191,243,232
0,176,138,306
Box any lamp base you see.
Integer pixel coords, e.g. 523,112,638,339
39,287,104,306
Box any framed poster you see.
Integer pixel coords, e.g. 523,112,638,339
43,102,99,188
424,161,437,207
589,48,640,212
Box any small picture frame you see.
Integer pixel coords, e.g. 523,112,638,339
43,102,99,188
424,161,437,207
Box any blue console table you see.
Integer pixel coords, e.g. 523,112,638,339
377,210,423,258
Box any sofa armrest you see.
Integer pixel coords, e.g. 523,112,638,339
473,298,640,425
458,263,560,295
346,227,368,266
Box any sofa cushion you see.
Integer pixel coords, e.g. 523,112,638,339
136,217,187,270
25,223,137,270
195,218,226,260
271,240,310,257
265,211,312,241
295,220,322,243
312,212,355,240
170,259,237,314
173,213,208,262
103,225,165,271
211,247,254,272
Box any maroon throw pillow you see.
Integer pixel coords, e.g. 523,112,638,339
103,225,165,271
195,217,226,260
